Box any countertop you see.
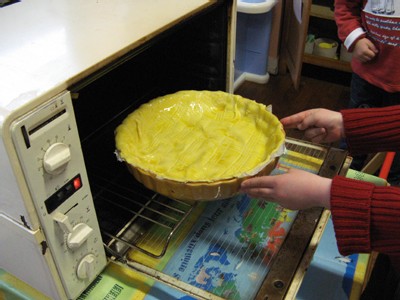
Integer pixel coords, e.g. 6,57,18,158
0,0,212,113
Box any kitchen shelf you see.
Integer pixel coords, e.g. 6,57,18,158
303,53,352,73
307,2,352,73
281,0,352,89
306,2,352,74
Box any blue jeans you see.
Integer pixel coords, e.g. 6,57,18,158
350,73,400,108
348,73,400,183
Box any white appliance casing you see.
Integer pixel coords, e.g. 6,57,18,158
0,92,107,299
0,1,235,299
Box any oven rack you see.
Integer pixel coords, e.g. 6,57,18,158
284,137,328,161
89,138,342,263
90,174,195,259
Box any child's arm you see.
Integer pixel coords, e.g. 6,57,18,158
334,0,366,51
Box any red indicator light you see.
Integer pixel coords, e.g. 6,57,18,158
73,176,82,190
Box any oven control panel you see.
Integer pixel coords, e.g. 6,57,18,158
10,92,107,299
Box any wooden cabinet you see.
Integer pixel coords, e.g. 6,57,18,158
280,0,351,89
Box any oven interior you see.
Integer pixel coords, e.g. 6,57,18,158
72,2,229,260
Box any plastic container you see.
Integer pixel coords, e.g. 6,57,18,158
304,34,315,54
237,0,276,14
234,0,277,89
313,38,338,59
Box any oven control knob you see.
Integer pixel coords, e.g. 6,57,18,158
43,142,71,175
53,212,94,250
77,254,96,280
67,223,94,250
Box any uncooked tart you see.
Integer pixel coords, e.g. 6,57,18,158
115,90,285,201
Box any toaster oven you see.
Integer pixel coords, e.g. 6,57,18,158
0,1,351,300
0,1,236,299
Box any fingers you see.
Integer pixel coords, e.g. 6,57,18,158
361,41,378,62
280,111,311,129
281,109,323,132
303,127,327,143
359,51,375,62
241,187,273,200
354,38,378,62
366,39,378,54
240,176,274,199
240,176,272,190
297,111,321,130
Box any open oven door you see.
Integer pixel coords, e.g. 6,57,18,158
279,0,311,90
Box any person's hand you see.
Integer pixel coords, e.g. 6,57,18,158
353,38,378,63
240,169,331,210
280,108,345,144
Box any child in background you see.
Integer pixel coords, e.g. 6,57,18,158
335,0,400,184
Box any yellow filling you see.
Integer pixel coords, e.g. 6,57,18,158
115,90,284,182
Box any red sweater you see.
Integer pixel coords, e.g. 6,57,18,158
331,105,400,270
334,0,400,92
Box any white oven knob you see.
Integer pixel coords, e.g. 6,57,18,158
43,142,71,175
67,223,94,250
77,254,96,280
53,212,93,250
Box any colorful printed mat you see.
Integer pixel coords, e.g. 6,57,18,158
1,148,371,300
77,149,326,300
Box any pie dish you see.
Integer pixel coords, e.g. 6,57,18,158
115,90,285,201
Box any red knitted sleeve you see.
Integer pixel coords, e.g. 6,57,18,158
330,176,372,254
331,176,400,270
341,105,400,154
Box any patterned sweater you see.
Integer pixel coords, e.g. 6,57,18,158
331,105,400,271
335,0,400,92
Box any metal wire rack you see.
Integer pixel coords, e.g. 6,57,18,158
285,138,328,161
89,172,195,259
87,138,331,261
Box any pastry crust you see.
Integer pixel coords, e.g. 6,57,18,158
115,90,285,201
